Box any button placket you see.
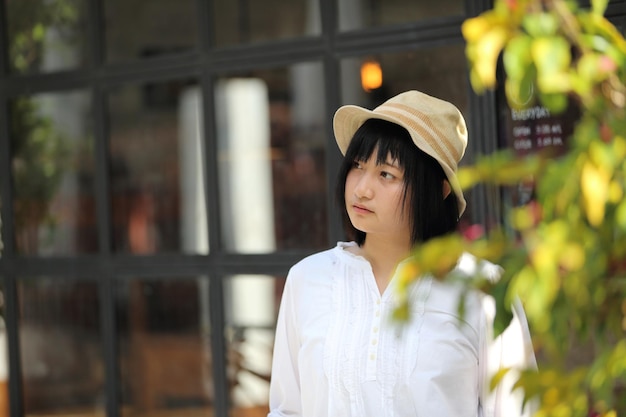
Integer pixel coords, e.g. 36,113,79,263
365,297,383,380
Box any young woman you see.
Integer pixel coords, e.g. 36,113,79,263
267,91,536,417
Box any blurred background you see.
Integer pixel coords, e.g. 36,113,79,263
0,0,624,416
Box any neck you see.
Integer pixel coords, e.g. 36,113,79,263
360,235,412,294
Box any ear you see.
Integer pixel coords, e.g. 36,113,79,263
443,180,452,199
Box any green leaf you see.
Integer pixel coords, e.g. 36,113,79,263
503,35,533,81
522,12,559,37
32,23,46,41
493,281,514,337
538,91,568,113
617,200,626,230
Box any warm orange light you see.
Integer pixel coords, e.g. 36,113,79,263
360,60,383,92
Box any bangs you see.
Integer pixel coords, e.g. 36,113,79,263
349,120,414,168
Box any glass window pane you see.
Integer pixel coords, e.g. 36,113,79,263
338,0,464,32
339,47,469,112
104,0,198,64
213,0,320,47
117,277,212,416
6,0,87,74
10,91,97,256
18,278,103,416
215,62,328,253
1,200,4,257
339,45,476,223
107,79,208,255
496,83,579,208
224,275,285,416
0,276,7,415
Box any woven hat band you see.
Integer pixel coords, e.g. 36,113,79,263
375,105,458,171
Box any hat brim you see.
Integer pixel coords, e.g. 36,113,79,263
333,104,467,215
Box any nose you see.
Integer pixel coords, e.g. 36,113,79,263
354,173,374,199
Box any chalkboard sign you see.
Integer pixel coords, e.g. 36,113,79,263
496,87,580,208
499,101,579,158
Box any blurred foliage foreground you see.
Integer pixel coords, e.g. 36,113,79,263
394,0,626,416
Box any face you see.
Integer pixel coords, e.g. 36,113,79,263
344,149,412,244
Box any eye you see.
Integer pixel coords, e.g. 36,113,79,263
352,160,363,169
380,171,395,180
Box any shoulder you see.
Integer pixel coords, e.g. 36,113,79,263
455,253,504,283
422,253,501,328
426,253,501,300
284,244,345,293
285,241,363,293
288,246,338,276
280,245,345,310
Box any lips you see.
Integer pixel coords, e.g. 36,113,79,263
352,203,373,214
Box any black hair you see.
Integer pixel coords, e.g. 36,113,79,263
335,118,459,246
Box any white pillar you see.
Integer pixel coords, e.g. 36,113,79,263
178,86,212,396
215,78,276,406
215,79,275,253
178,86,209,255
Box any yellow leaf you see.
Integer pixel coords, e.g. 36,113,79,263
511,205,535,230
581,160,610,226
559,243,585,272
531,242,557,275
457,167,480,190
608,181,623,203
592,0,609,17
531,36,571,75
396,261,420,288
543,386,560,406
462,15,491,42
475,26,509,88
490,367,511,391
537,72,572,93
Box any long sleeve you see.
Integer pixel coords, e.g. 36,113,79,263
268,273,302,417
480,296,538,417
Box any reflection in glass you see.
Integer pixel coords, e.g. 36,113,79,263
339,45,476,224
224,275,285,416
215,62,328,253
0,276,7,415
107,79,208,255
0,201,3,256
117,278,212,417
6,0,87,74
11,91,97,256
338,0,464,32
340,47,469,113
18,278,103,415
213,0,319,46
104,0,198,63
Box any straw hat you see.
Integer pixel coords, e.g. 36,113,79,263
333,90,468,215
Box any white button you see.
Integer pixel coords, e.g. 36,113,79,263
370,354,376,360
371,339,378,345
373,326,379,333
375,310,380,317
376,299,381,305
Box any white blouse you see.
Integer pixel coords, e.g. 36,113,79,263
268,242,536,417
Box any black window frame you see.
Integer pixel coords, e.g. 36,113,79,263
3,1,625,416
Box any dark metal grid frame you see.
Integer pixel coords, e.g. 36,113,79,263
10,0,622,415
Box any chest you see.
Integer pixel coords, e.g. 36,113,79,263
297,274,482,388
